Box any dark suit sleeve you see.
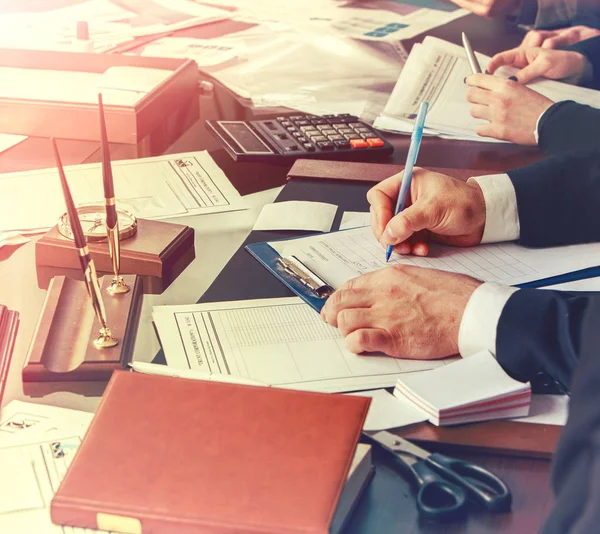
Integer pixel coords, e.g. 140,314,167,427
496,289,597,390
538,101,600,155
565,35,600,88
538,296,600,534
507,150,600,247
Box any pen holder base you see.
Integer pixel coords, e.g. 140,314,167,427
35,218,195,295
22,274,143,397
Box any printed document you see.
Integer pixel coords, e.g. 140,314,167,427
0,151,246,232
267,225,600,287
152,297,454,393
375,36,600,141
0,402,98,534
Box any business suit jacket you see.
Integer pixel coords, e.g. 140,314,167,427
496,150,600,533
537,36,600,155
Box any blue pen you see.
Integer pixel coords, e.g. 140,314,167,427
385,101,429,262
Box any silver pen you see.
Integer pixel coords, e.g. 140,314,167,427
462,32,482,74
129,361,270,387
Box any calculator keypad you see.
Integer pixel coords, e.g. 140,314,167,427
253,114,389,157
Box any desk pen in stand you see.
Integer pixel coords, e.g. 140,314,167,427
52,138,118,349
98,93,129,295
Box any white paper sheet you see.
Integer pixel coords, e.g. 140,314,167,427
267,225,600,288
0,437,106,534
339,211,370,231
375,36,600,141
510,394,569,426
351,389,427,431
0,401,93,448
253,201,338,232
0,133,26,154
152,297,455,393
0,151,246,232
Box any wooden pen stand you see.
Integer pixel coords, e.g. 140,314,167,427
35,218,195,294
23,275,143,397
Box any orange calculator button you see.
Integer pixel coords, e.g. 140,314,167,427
366,137,385,147
350,139,368,149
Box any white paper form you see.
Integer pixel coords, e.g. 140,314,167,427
152,297,454,393
267,225,600,287
253,201,338,232
0,401,93,448
0,437,109,534
375,36,600,141
0,151,245,232
339,211,370,231
351,389,427,431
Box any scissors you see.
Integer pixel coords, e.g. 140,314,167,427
363,430,512,522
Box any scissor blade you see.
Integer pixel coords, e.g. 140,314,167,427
364,430,431,460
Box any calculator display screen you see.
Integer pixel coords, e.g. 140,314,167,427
219,122,274,154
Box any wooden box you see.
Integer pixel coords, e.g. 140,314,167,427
36,219,195,294
0,48,200,146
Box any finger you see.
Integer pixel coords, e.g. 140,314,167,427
515,58,551,84
367,172,402,238
345,328,391,355
320,288,374,327
409,233,430,256
475,122,506,141
382,202,438,246
466,73,510,91
465,85,493,105
541,35,572,49
487,49,521,74
469,103,490,120
519,30,546,49
336,308,374,337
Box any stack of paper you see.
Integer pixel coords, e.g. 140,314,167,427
393,351,531,426
374,36,600,142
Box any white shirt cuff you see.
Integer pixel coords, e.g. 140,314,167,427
534,105,554,145
458,283,519,358
468,174,520,243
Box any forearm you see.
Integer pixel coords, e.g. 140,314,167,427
496,289,598,389
538,101,600,155
508,150,600,247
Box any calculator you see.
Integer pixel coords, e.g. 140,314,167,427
206,114,394,162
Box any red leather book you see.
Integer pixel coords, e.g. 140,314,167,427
51,371,370,534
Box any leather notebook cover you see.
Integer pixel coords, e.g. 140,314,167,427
287,158,494,183
51,371,370,534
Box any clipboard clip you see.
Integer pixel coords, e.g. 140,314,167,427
278,256,334,299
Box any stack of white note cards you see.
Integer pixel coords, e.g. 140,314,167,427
393,351,531,426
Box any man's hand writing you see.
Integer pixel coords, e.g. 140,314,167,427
367,168,486,257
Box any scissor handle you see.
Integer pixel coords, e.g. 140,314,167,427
412,460,468,522
427,452,512,513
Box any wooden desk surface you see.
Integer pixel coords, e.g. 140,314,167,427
0,10,557,534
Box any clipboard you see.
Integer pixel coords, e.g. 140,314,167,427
247,232,600,316
246,242,331,312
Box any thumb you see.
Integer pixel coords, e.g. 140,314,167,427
382,203,434,245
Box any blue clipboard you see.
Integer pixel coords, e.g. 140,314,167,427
246,242,330,312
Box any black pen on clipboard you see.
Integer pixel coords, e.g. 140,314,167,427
461,32,482,74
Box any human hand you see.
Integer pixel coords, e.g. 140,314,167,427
520,25,600,49
321,265,482,359
447,0,520,17
367,168,486,256
368,169,486,256
487,47,589,84
466,74,554,144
